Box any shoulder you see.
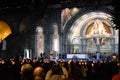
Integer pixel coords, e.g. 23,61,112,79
49,75,64,80
45,69,52,80
112,73,120,80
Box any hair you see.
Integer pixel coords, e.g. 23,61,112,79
51,64,63,75
33,67,45,80
21,63,33,80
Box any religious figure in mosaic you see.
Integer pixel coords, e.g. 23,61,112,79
100,37,108,45
90,19,111,37
88,19,111,46
61,8,72,28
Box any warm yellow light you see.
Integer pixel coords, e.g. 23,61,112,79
0,21,12,43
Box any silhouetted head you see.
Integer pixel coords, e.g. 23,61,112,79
20,63,33,80
33,67,45,80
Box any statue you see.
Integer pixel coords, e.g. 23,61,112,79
52,24,59,54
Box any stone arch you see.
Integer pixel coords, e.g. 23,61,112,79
79,13,114,37
64,12,114,42
62,11,115,53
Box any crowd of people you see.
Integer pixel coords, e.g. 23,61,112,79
0,55,120,80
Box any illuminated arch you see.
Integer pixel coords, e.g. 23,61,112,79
0,21,12,43
67,11,114,43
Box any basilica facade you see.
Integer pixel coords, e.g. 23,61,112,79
0,1,119,59
34,5,118,58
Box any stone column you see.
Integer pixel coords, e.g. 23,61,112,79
36,27,44,58
96,37,100,53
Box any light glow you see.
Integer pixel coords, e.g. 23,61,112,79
0,21,12,43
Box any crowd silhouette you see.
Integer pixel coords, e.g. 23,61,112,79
0,55,120,80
